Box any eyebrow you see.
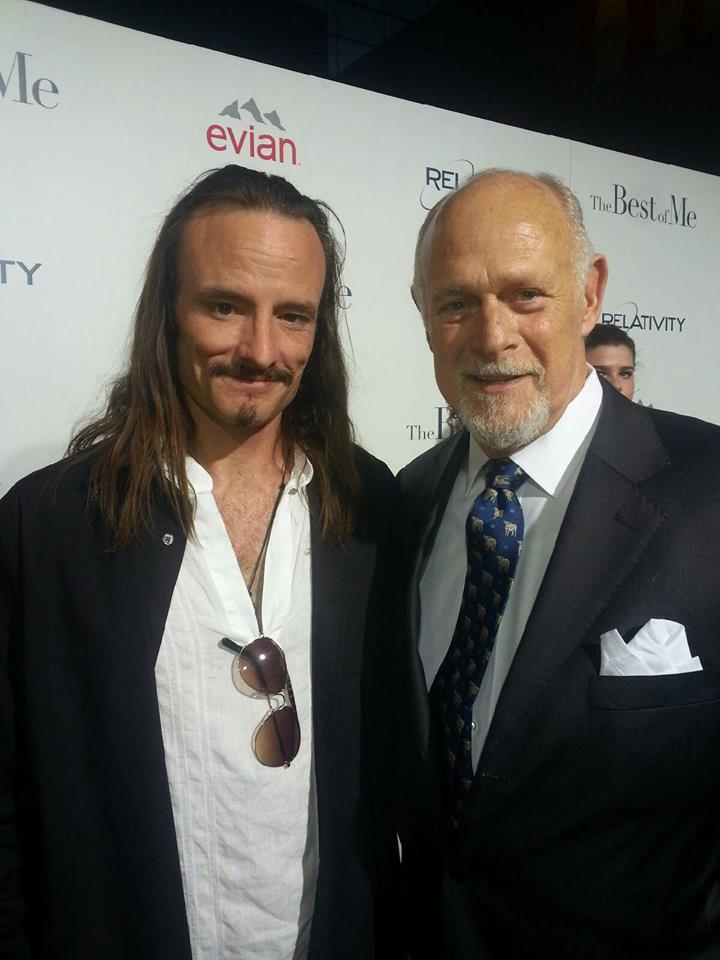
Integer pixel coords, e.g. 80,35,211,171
429,271,547,300
194,287,319,318
429,285,471,304
275,300,319,318
195,285,239,300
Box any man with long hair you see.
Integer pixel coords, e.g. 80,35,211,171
0,165,399,959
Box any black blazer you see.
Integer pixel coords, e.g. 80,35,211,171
396,381,720,960
0,447,400,960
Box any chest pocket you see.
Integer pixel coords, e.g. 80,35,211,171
586,669,720,808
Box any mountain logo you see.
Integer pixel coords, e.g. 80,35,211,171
219,97,285,130
206,96,298,165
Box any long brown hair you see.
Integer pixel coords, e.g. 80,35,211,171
68,165,361,546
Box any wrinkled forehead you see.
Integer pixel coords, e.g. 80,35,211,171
421,175,575,273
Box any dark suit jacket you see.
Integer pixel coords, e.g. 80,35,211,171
396,381,720,960
0,447,400,960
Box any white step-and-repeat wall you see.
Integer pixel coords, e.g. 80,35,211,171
2,0,719,493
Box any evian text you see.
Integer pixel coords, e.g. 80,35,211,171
206,124,297,165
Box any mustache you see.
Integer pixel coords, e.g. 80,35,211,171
209,359,293,386
461,359,544,381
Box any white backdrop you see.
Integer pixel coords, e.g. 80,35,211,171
2,0,719,494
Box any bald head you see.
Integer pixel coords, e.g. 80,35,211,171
412,170,594,316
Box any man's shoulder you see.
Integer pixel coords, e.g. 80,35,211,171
397,432,467,492
1,455,90,517
643,404,720,462
613,398,720,474
594,386,720,486
351,443,396,493
325,444,396,543
0,456,93,576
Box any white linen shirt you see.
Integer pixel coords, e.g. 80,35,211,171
155,453,317,960
419,369,603,767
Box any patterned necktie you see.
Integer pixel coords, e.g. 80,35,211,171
430,457,526,826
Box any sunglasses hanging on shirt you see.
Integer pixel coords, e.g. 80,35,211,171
220,635,301,768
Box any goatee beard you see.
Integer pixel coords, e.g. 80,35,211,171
456,360,550,454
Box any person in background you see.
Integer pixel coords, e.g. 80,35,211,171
0,164,400,960
584,323,636,399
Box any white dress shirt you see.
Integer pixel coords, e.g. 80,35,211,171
155,452,317,960
419,369,603,767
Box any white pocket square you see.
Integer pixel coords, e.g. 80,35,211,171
599,619,702,677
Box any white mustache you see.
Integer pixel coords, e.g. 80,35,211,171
461,360,544,381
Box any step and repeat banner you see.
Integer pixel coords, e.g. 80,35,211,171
2,0,719,492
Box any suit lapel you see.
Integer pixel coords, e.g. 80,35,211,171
79,494,191,953
405,432,469,758
478,386,671,777
309,486,349,801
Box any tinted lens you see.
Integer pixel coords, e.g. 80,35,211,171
253,705,301,767
238,636,287,695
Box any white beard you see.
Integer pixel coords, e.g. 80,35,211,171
455,360,550,455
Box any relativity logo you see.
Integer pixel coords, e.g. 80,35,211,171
206,96,298,165
590,183,697,228
420,160,475,210
0,51,59,108
600,302,686,333
1,259,41,286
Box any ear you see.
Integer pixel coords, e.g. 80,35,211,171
425,328,434,352
411,285,434,353
580,254,609,336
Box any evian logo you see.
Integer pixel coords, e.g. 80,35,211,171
206,96,298,166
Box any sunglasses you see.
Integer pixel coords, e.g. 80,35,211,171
220,636,301,768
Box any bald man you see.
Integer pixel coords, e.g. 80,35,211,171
395,169,720,960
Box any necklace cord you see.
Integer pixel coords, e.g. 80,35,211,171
247,448,292,633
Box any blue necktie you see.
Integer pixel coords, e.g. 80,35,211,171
431,457,526,825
